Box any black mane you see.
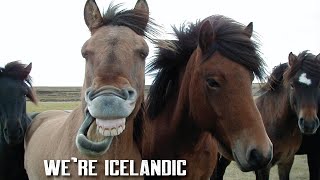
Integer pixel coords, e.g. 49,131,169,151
285,50,320,83
0,61,37,103
147,15,267,119
0,61,32,87
258,63,289,94
102,3,160,41
257,51,320,95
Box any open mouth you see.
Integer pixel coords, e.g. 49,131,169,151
75,86,136,156
75,111,127,157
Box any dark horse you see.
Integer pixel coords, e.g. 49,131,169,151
142,15,273,179
0,61,37,180
293,51,320,180
214,51,320,180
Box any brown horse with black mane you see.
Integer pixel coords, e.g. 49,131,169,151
24,0,157,179
214,51,320,180
142,15,273,179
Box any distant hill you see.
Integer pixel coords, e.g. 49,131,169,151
33,84,263,102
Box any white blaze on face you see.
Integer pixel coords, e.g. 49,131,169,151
299,73,312,86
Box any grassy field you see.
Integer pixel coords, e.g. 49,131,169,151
224,156,308,179
26,86,310,179
27,101,80,112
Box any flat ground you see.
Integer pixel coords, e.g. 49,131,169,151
26,85,310,179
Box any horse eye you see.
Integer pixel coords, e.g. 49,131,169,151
140,52,146,59
82,53,88,59
206,78,220,88
82,51,89,59
290,83,294,89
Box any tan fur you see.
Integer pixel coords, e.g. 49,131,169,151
24,0,151,179
25,109,142,180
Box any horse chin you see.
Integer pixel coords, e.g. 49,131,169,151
2,129,24,145
75,112,127,157
217,140,253,172
232,152,252,172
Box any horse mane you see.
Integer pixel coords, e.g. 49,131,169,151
133,102,145,151
257,63,289,94
0,61,37,103
146,22,200,119
146,15,267,119
284,50,320,84
102,3,161,42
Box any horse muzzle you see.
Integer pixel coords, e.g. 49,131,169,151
76,86,138,156
232,139,273,172
3,125,24,145
85,86,137,120
298,116,320,135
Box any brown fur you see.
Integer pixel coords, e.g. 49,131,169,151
24,0,156,179
257,51,320,179
214,51,320,180
143,15,273,179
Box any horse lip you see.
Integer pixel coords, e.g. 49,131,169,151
3,134,23,145
90,91,126,101
75,112,114,157
85,87,137,120
86,86,129,102
233,152,251,172
299,127,317,135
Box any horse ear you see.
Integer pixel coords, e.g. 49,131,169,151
84,0,103,33
133,0,149,29
244,22,253,38
288,52,297,67
20,63,32,80
199,20,215,54
27,88,38,105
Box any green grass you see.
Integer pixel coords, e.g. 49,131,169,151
27,101,80,112
224,155,309,179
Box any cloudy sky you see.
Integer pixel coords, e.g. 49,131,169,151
0,0,319,86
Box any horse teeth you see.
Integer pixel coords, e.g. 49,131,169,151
118,126,123,134
103,129,110,136
111,129,118,136
97,124,126,137
98,126,103,134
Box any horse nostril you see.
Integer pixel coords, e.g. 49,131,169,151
248,149,261,166
298,118,304,127
315,117,320,127
125,88,137,100
247,148,269,169
3,128,8,136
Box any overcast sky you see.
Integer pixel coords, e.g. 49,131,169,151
0,0,319,86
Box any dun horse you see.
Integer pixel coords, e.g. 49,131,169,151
24,0,156,179
214,51,320,180
142,16,273,179
0,61,37,180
